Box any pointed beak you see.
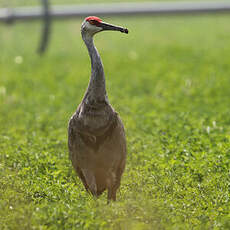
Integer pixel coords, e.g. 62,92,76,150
99,22,128,34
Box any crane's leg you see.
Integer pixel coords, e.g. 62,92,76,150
107,187,116,203
107,174,119,203
82,169,97,196
107,159,126,203
107,178,119,203
106,171,116,203
75,166,89,192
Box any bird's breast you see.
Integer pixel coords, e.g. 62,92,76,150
78,102,115,131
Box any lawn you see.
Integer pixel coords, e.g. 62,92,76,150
0,12,230,230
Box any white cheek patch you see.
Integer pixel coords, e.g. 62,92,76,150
85,21,102,34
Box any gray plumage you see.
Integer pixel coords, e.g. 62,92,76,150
68,17,128,201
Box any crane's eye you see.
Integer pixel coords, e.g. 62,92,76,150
89,20,100,26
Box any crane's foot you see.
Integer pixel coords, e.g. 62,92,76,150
107,188,117,204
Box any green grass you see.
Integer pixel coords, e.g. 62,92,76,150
0,14,230,229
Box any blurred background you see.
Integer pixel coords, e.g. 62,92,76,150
1,0,229,55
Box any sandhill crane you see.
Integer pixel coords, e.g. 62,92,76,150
68,16,128,202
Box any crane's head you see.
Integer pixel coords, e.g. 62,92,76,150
81,16,128,37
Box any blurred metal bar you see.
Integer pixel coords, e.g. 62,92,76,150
37,0,51,55
0,1,230,22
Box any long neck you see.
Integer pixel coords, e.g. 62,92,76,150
82,34,107,103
